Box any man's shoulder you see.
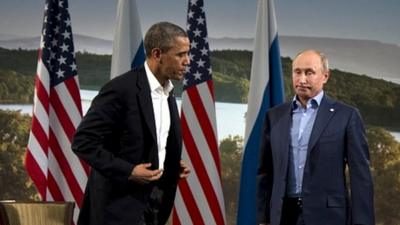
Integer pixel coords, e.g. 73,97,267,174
323,94,359,113
111,67,145,83
268,101,292,114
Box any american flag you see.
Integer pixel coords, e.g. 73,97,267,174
25,0,89,224
173,0,226,224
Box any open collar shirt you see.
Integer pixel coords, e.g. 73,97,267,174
145,61,173,170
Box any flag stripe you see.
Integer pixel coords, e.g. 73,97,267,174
50,88,77,142
49,106,88,187
25,150,47,197
181,98,225,209
49,129,83,206
197,81,218,150
110,0,145,78
174,0,226,224
180,144,219,225
25,1,88,224
173,190,192,225
33,75,50,114
67,76,83,113
178,179,206,225
237,0,285,224
47,172,64,201
181,113,225,225
30,115,49,155
185,87,220,172
172,208,183,225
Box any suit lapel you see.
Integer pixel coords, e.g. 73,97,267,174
274,103,292,169
136,68,157,142
307,95,336,153
168,90,180,147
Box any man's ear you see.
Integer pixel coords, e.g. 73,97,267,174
151,48,162,61
323,70,330,84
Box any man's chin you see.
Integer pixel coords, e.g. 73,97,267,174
175,73,185,81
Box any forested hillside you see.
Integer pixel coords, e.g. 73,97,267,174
0,47,399,129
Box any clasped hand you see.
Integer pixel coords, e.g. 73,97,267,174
129,163,163,185
129,160,191,185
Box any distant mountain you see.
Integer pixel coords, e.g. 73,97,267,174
0,34,399,83
0,33,26,41
210,36,400,84
0,34,112,55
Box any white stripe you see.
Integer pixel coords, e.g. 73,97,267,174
27,132,48,174
174,189,194,225
110,0,143,78
244,0,278,144
36,60,50,95
54,83,82,128
197,83,218,140
33,96,49,133
49,106,88,191
74,76,81,91
182,94,225,209
180,144,217,225
73,207,80,224
46,190,54,201
47,150,74,201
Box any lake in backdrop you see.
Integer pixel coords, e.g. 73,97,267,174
1,89,399,142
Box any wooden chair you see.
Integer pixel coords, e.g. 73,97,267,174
0,201,74,225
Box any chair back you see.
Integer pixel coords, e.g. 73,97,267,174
0,201,74,225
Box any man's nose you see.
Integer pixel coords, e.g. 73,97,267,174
184,54,190,65
298,73,307,83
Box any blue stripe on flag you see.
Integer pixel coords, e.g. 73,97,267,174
131,40,146,69
237,36,284,225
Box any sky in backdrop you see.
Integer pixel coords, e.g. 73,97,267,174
0,0,399,46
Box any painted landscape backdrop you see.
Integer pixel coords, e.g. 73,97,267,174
0,34,399,224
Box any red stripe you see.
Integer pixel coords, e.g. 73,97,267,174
25,150,47,199
30,115,49,155
181,113,225,225
65,77,83,115
206,79,216,102
172,208,182,225
50,88,76,142
185,86,221,173
35,73,50,114
47,172,65,201
49,129,83,207
82,160,90,175
64,78,90,176
179,179,205,225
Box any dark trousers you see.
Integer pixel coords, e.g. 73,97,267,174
139,187,164,225
280,197,305,225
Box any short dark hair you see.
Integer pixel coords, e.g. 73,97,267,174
144,22,188,57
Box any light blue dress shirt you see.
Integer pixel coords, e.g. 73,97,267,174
286,91,324,197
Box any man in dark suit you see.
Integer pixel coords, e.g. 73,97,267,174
257,50,374,225
72,22,191,225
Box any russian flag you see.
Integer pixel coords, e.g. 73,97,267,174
110,0,145,79
236,0,285,224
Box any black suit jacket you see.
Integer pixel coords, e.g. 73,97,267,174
257,94,375,225
72,67,182,225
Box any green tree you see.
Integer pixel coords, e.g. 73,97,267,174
0,109,37,200
367,127,400,225
219,135,243,225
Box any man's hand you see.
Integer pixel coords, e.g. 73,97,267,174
129,163,163,185
179,160,191,178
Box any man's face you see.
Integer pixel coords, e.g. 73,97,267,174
159,36,190,81
292,51,329,101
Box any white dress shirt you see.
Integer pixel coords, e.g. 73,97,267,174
145,62,173,170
